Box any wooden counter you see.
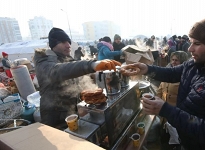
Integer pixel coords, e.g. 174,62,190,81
125,114,156,150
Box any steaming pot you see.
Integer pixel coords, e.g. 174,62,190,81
99,70,121,95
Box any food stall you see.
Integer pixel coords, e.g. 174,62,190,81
64,78,156,150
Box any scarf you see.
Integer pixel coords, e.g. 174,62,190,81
101,41,114,51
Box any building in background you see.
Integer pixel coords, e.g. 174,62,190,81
0,17,22,44
65,29,86,42
82,21,121,41
28,16,53,40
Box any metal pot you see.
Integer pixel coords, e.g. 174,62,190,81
116,66,129,88
99,70,121,95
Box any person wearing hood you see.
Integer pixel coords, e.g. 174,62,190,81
34,27,121,128
1,52,12,78
113,34,125,63
97,36,122,60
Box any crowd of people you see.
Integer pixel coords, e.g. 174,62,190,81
31,18,205,150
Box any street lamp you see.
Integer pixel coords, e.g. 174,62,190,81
61,9,72,40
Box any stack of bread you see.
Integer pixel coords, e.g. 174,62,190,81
80,88,106,104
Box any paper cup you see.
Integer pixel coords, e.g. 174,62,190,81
65,114,78,131
137,122,145,135
142,93,155,100
131,133,140,147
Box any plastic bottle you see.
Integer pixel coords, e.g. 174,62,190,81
21,101,36,123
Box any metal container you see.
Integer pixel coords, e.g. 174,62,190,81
99,70,121,95
116,66,129,88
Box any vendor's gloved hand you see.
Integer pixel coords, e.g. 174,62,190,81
92,59,121,71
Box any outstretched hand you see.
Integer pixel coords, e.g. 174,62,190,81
94,59,121,71
120,62,148,76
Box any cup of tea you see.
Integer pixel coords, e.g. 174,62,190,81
65,114,78,131
130,133,140,147
142,93,155,100
137,122,145,135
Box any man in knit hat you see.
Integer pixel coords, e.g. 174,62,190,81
120,18,205,150
34,27,121,128
1,52,12,78
113,34,125,63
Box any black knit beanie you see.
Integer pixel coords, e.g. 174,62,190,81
189,19,205,45
48,27,71,49
102,36,111,43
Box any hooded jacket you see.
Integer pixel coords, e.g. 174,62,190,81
34,49,95,127
147,60,205,150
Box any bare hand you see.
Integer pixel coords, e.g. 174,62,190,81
141,96,165,115
120,62,148,76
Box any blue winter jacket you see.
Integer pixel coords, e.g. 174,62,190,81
147,59,205,150
97,43,122,60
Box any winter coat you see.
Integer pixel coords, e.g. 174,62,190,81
147,59,205,150
113,42,125,63
2,58,11,70
74,49,84,60
182,41,190,53
34,49,95,127
156,82,179,106
97,42,121,60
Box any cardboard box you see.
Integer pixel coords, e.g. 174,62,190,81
0,122,105,150
122,45,154,65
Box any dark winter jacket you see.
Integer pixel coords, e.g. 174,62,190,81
74,49,84,60
113,42,125,63
182,41,190,53
34,49,95,127
147,59,205,150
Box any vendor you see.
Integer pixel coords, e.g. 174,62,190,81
34,27,120,129
1,52,12,78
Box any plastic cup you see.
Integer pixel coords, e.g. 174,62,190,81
137,122,145,135
142,93,155,100
65,114,78,131
131,133,140,147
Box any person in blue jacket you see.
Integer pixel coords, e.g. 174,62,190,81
121,18,205,150
97,36,122,60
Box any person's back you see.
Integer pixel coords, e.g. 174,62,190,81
74,47,84,60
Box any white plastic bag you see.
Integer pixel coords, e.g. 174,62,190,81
165,122,180,144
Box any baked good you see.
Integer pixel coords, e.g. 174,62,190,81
80,88,106,104
81,88,103,97
120,66,140,76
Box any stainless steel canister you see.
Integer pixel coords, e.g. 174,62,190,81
116,66,129,88
99,70,121,95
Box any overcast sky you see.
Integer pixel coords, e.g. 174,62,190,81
1,0,205,38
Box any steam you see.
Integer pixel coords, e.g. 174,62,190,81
78,75,98,90
58,74,98,98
